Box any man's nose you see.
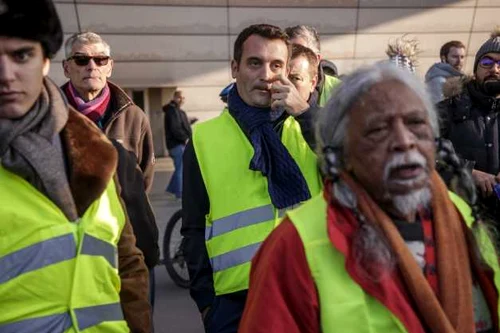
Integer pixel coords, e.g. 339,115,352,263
391,122,416,152
0,57,15,83
492,62,500,73
261,65,275,82
86,58,98,70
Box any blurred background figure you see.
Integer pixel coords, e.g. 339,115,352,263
285,25,340,106
163,90,192,200
425,40,466,103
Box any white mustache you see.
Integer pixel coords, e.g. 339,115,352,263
383,151,427,182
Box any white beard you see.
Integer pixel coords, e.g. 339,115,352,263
391,186,432,216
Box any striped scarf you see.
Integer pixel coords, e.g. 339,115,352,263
65,82,111,123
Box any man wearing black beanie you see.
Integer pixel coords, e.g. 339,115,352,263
0,0,152,331
438,27,500,236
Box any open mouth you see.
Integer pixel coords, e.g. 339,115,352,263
389,164,424,180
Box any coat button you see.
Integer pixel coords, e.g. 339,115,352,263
486,143,493,148
462,116,467,120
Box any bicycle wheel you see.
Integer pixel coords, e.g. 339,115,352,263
163,209,190,288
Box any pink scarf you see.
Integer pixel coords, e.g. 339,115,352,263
65,82,111,123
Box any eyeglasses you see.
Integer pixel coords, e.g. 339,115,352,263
67,55,111,67
478,56,500,69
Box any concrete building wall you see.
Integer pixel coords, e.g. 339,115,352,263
51,0,500,154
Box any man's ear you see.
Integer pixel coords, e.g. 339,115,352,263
440,56,447,63
62,60,70,78
231,59,238,79
106,58,114,78
310,74,318,93
42,58,51,77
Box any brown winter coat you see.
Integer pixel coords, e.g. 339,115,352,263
63,109,152,333
61,81,155,192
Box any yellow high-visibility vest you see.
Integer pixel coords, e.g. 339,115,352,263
288,191,500,332
319,74,341,107
0,166,129,332
193,109,321,295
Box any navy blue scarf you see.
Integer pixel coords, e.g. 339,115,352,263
227,86,311,209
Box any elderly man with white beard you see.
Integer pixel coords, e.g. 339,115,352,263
239,63,500,333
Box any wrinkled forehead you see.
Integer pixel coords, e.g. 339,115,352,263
354,80,427,120
289,55,310,73
241,35,289,63
290,36,307,47
70,41,109,56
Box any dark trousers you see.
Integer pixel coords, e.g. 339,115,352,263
204,292,247,333
149,268,156,310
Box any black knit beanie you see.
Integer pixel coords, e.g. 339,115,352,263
0,0,63,58
474,28,500,73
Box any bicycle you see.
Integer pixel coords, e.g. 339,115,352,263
162,209,190,288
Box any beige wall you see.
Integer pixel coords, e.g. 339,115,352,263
51,0,500,124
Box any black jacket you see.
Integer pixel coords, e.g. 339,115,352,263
438,79,500,175
319,59,338,77
181,104,320,313
112,139,160,269
163,101,192,150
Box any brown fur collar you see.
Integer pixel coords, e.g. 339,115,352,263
62,108,117,216
442,75,473,99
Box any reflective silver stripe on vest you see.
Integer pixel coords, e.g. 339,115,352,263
0,312,72,333
210,242,262,272
205,205,275,241
75,302,124,331
0,234,76,284
80,234,117,268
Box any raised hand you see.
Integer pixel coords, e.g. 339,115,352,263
270,74,310,117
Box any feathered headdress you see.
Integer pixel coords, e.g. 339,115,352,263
385,35,420,74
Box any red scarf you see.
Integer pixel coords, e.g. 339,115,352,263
65,82,111,123
325,171,498,333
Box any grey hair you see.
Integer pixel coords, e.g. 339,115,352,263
332,180,396,280
64,31,111,59
316,62,439,175
285,25,321,55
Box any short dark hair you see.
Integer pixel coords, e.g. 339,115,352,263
285,25,321,55
291,43,319,78
440,40,466,59
233,24,290,65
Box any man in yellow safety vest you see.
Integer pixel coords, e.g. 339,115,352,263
0,0,151,331
182,23,322,333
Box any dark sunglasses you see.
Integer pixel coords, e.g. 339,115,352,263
478,56,500,69
67,55,111,67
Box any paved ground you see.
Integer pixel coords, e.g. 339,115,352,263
149,158,204,333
